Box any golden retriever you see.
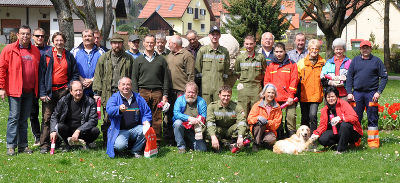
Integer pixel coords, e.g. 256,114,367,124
273,125,316,155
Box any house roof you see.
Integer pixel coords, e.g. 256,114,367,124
140,11,174,30
211,1,229,17
0,0,118,8
281,0,296,14
139,0,215,20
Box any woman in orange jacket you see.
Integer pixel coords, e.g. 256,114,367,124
311,86,362,154
247,83,282,151
297,39,326,132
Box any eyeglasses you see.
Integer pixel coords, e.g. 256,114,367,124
309,48,320,52
34,35,45,38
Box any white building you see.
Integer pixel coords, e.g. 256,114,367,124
0,0,130,47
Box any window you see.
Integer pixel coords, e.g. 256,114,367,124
201,24,205,32
188,23,192,30
169,4,175,11
194,8,199,19
187,7,193,14
200,9,206,16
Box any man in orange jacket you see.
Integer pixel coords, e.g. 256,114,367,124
0,25,40,156
264,42,298,138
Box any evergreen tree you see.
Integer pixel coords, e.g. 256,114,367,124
222,0,289,45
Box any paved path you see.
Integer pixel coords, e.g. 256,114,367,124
388,76,400,80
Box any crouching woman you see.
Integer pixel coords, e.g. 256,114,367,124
311,86,363,154
247,84,282,151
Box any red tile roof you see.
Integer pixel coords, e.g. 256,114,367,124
138,0,191,18
211,1,229,17
281,0,296,14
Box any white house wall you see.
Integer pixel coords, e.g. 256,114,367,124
341,2,400,50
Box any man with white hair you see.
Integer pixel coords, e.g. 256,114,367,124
165,35,196,145
258,32,275,62
155,32,170,56
173,82,207,153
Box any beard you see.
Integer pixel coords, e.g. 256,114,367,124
185,95,197,104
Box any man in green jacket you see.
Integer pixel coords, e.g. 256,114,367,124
206,86,247,152
195,26,230,105
93,33,134,147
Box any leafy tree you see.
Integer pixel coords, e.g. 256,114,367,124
298,0,378,58
222,0,289,45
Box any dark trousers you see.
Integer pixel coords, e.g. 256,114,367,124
30,97,41,141
139,88,163,140
353,90,379,127
101,107,111,147
57,123,100,145
318,122,361,152
252,125,276,148
40,88,69,149
300,102,320,132
165,89,184,145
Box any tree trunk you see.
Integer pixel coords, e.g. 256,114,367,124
51,0,74,50
324,35,335,60
101,0,114,45
384,0,391,72
69,0,98,30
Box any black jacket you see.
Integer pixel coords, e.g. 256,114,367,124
50,93,98,133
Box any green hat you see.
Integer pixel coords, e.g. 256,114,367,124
110,33,124,42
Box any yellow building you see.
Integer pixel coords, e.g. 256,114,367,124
138,0,215,36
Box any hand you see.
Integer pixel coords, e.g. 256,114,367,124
211,135,220,150
119,104,127,112
40,96,51,102
0,89,5,100
84,78,93,87
188,116,199,125
71,130,80,142
372,92,380,102
237,83,244,90
237,137,244,148
286,98,294,106
50,132,57,141
332,76,340,81
310,134,319,141
94,95,101,102
328,80,342,87
339,75,347,81
331,116,341,126
162,102,170,112
143,121,150,135
347,94,354,101
162,96,168,103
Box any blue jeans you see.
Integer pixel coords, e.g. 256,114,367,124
353,90,379,127
173,120,206,151
6,92,34,148
114,125,145,154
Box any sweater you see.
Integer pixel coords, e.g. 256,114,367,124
346,54,388,94
166,49,195,91
132,53,170,96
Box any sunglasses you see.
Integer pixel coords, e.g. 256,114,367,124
34,35,45,38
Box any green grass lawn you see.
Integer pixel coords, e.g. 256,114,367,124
0,81,399,182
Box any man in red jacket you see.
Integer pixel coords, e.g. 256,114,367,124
0,25,40,156
264,42,298,138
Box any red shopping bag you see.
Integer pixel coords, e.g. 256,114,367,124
144,127,158,158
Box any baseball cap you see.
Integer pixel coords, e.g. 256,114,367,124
209,26,221,34
360,40,371,48
129,35,140,42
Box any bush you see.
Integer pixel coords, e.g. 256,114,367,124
390,48,400,72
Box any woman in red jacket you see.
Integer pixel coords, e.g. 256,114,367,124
312,86,363,154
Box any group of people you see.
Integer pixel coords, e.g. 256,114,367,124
0,24,388,157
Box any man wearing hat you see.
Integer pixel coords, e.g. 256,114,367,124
195,26,230,104
126,35,142,59
346,40,388,149
93,33,134,147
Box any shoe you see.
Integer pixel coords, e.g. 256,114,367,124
61,145,70,153
33,139,40,147
7,148,15,156
18,147,33,154
252,144,259,152
133,152,142,158
87,142,97,149
178,148,186,154
40,148,48,154
334,151,343,155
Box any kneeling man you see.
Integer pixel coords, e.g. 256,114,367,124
173,82,207,153
206,86,247,151
106,77,152,158
50,81,100,150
